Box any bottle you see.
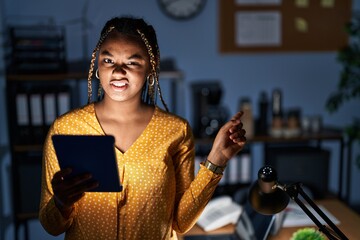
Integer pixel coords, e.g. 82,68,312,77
271,88,283,118
239,97,254,138
270,89,283,137
257,91,269,135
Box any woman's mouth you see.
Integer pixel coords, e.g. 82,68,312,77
110,81,128,91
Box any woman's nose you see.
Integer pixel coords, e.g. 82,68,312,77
113,64,126,75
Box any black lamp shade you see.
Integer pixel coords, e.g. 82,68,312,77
249,181,289,215
248,166,290,215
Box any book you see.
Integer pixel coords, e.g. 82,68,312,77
283,202,340,228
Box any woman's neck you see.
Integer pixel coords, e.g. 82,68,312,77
95,98,152,122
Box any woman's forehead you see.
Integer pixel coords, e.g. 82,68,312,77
106,31,143,45
102,31,146,50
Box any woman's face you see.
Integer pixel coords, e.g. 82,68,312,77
97,31,150,103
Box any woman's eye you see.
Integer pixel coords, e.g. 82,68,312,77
104,58,114,64
127,61,139,66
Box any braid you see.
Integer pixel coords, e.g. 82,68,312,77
137,28,169,112
87,26,115,103
87,49,97,104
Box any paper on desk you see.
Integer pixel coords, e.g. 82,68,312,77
283,202,340,227
197,196,243,232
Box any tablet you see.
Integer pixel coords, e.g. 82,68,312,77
52,134,122,192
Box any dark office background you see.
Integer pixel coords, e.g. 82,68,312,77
0,0,359,239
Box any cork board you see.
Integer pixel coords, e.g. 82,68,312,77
219,0,352,53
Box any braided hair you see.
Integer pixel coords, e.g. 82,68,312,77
87,16,168,112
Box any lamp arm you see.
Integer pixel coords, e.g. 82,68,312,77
297,185,348,240
278,183,348,240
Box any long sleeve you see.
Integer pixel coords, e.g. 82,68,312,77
171,120,222,234
39,126,76,235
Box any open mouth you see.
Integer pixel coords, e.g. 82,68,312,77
110,80,128,91
111,82,127,87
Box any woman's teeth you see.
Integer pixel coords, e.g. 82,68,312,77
112,82,127,87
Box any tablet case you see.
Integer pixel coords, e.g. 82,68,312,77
52,135,122,192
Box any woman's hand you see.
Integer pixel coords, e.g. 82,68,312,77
207,111,247,166
51,168,99,218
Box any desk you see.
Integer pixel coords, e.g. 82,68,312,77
180,199,360,239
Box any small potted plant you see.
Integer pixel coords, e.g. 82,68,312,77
290,227,326,240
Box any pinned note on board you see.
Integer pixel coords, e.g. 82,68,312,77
321,0,335,8
295,0,309,8
295,17,308,32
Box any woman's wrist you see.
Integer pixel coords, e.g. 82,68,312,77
54,195,74,218
206,151,228,167
203,159,227,174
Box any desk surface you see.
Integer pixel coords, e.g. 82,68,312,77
180,199,360,239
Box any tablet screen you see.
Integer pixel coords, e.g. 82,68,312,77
52,135,122,192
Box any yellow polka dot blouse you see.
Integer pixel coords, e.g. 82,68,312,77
39,104,222,240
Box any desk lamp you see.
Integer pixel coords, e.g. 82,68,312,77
248,166,348,240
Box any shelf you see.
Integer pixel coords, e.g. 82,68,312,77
195,126,345,200
6,59,183,82
249,127,343,143
160,70,184,80
6,71,86,81
12,145,43,152
195,127,343,145
6,25,67,74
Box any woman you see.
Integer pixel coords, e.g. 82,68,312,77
39,16,246,240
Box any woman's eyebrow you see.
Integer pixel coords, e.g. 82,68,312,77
100,49,113,57
128,53,145,60
99,50,145,60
